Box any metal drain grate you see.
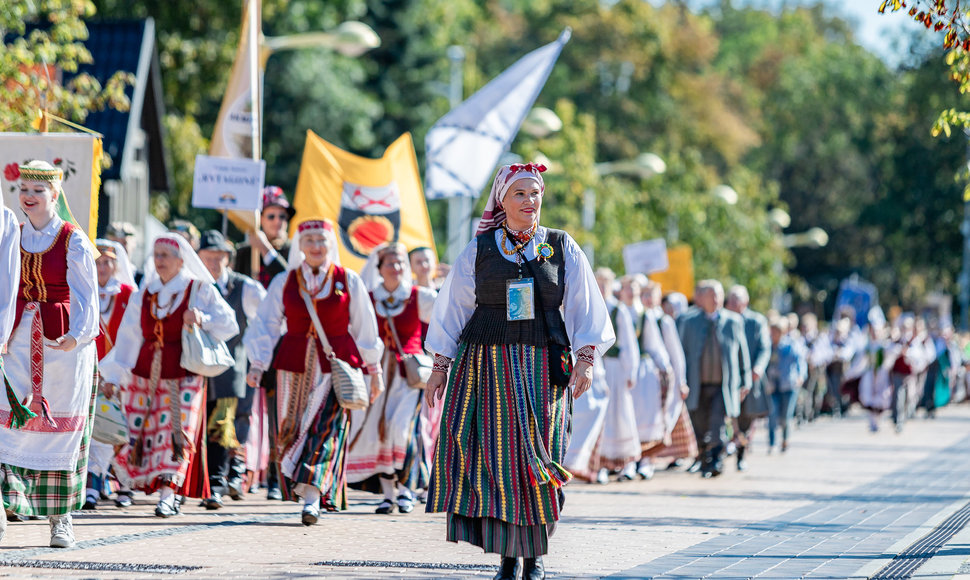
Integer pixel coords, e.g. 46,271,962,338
0,559,200,574
315,560,498,572
870,500,970,580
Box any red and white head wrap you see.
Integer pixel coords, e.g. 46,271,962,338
142,232,215,289
476,162,546,235
289,218,340,269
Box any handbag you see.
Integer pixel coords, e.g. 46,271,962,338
180,280,235,377
92,391,129,446
300,288,369,410
513,242,573,389
383,303,433,389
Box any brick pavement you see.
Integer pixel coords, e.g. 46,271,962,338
0,406,968,578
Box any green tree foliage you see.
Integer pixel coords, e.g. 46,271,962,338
0,0,131,134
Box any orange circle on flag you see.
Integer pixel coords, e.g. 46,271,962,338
346,215,395,256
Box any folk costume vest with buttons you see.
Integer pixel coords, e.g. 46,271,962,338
273,265,364,375
459,228,569,348
210,271,250,399
96,284,136,360
373,286,422,378
13,222,74,340
133,284,193,380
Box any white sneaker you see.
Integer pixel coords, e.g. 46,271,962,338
301,503,320,526
636,461,655,480
49,514,75,548
595,468,610,485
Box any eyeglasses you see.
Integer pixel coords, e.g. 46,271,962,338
263,213,289,221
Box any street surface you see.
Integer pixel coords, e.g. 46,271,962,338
2,407,970,579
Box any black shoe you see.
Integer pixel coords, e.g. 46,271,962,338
493,557,519,580
267,487,283,501
154,499,178,518
397,494,414,514
666,459,685,471
523,557,545,580
375,499,394,515
204,493,224,510
227,480,244,501
113,492,133,508
687,460,702,473
82,496,98,510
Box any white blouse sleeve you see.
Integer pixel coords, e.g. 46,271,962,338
416,286,437,324
98,290,145,386
243,272,287,372
425,237,478,359
66,230,100,343
345,270,384,366
661,316,687,387
0,209,20,349
641,309,671,371
193,280,239,342
241,277,267,323
561,233,615,355
616,305,640,383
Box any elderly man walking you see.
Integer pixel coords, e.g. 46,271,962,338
678,281,752,478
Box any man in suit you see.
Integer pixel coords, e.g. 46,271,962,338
235,186,293,289
726,285,771,470
679,280,752,478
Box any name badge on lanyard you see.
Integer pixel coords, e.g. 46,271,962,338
507,278,535,321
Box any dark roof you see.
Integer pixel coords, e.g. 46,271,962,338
73,19,169,191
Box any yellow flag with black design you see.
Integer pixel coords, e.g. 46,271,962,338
292,131,435,272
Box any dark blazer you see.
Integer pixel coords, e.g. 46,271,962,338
678,308,752,418
234,242,290,288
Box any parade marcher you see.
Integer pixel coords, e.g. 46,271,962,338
197,231,266,509
725,285,770,472
424,163,615,580
679,280,751,479
409,246,450,292
235,186,294,501
859,321,893,432
638,281,694,474
244,219,384,525
887,314,933,433
168,219,201,251
765,318,807,452
0,161,99,547
663,292,689,320
106,221,143,285
631,281,676,480
84,239,138,510
100,233,239,517
346,243,436,514
562,268,615,482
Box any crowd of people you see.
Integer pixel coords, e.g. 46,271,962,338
0,159,965,580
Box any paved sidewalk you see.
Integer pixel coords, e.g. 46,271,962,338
1,406,970,578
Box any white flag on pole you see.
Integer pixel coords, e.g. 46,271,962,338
424,28,571,200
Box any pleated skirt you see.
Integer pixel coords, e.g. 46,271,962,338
427,342,571,558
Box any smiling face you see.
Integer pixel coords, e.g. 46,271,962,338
153,245,184,284
261,206,289,241
19,179,57,223
95,254,117,288
502,178,542,231
300,231,331,269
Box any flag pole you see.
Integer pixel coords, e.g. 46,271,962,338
249,0,262,276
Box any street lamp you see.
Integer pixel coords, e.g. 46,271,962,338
784,227,828,249
595,153,667,179
713,184,739,205
520,107,563,139
260,21,381,66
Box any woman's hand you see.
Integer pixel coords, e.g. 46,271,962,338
183,308,203,327
246,369,263,388
101,381,117,400
568,360,594,400
425,370,447,408
680,384,690,401
49,334,77,352
368,367,384,403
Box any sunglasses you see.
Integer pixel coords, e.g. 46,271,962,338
263,213,289,221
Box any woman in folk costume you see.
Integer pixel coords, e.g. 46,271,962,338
0,180,20,544
562,268,615,483
425,163,615,580
638,281,695,475
84,239,137,510
589,274,641,484
99,233,238,517
244,219,384,525
629,281,675,478
345,243,437,514
0,161,98,548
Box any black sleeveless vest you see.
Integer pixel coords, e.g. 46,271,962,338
210,271,249,400
459,228,570,347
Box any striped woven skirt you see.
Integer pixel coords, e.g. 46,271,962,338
0,366,97,517
427,342,572,558
276,368,350,511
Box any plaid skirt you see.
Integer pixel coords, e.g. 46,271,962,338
642,407,698,460
427,343,572,557
0,368,98,517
